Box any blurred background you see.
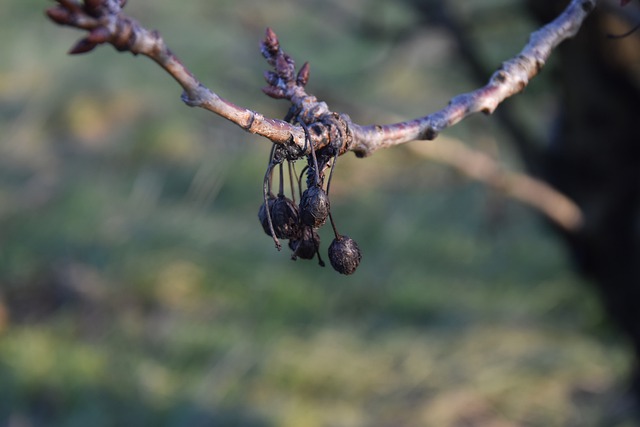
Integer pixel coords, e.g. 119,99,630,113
1,0,639,426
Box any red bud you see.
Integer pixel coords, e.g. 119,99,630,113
262,86,286,99
87,26,110,43
68,38,97,54
296,62,310,87
263,28,279,53
275,54,293,81
46,7,72,25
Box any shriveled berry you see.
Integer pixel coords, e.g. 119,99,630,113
300,185,330,228
271,195,300,239
258,194,277,236
289,227,320,260
328,235,361,275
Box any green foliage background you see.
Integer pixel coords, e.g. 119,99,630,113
0,1,634,426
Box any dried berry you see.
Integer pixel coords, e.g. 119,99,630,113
289,227,323,265
258,193,277,236
299,185,330,228
328,235,361,275
271,195,300,239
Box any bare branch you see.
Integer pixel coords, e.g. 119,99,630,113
46,0,312,150
46,0,596,159
350,0,596,156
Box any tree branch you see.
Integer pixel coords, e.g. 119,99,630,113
46,0,596,159
351,0,596,156
408,138,584,232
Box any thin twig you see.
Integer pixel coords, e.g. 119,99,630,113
351,0,597,156
408,137,584,231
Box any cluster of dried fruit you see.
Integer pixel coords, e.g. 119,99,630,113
258,139,361,275
255,28,361,275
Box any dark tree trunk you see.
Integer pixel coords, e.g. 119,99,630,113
527,0,640,399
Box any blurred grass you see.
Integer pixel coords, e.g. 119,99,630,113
0,1,635,426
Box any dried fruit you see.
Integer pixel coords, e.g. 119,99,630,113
259,103,359,273
299,185,330,228
271,195,300,239
289,227,324,266
328,235,361,275
258,193,276,236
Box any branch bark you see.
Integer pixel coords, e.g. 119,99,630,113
46,0,596,158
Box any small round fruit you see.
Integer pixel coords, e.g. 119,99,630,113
271,195,300,239
258,194,277,236
328,235,361,275
289,227,321,260
299,185,330,228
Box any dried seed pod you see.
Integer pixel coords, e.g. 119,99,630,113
328,235,361,275
289,227,322,262
299,185,330,228
258,193,277,236
290,227,325,267
271,195,300,239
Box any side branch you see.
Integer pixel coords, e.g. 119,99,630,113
350,0,596,157
409,138,583,231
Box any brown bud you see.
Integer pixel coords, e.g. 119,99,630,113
262,86,286,99
296,62,310,87
120,0,128,7
275,54,294,82
87,27,110,44
263,27,279,53
328,235,361,275
46,7,72,25
68,38,98,55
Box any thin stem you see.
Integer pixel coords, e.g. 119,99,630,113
287,161,296,203
328,212,340,239
326,155,337,196
266,143,276,195
263,163,280,250
263,145,281,250
297,165,309,200
278,162,284,197
607,22,640,38
299,120,321,186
